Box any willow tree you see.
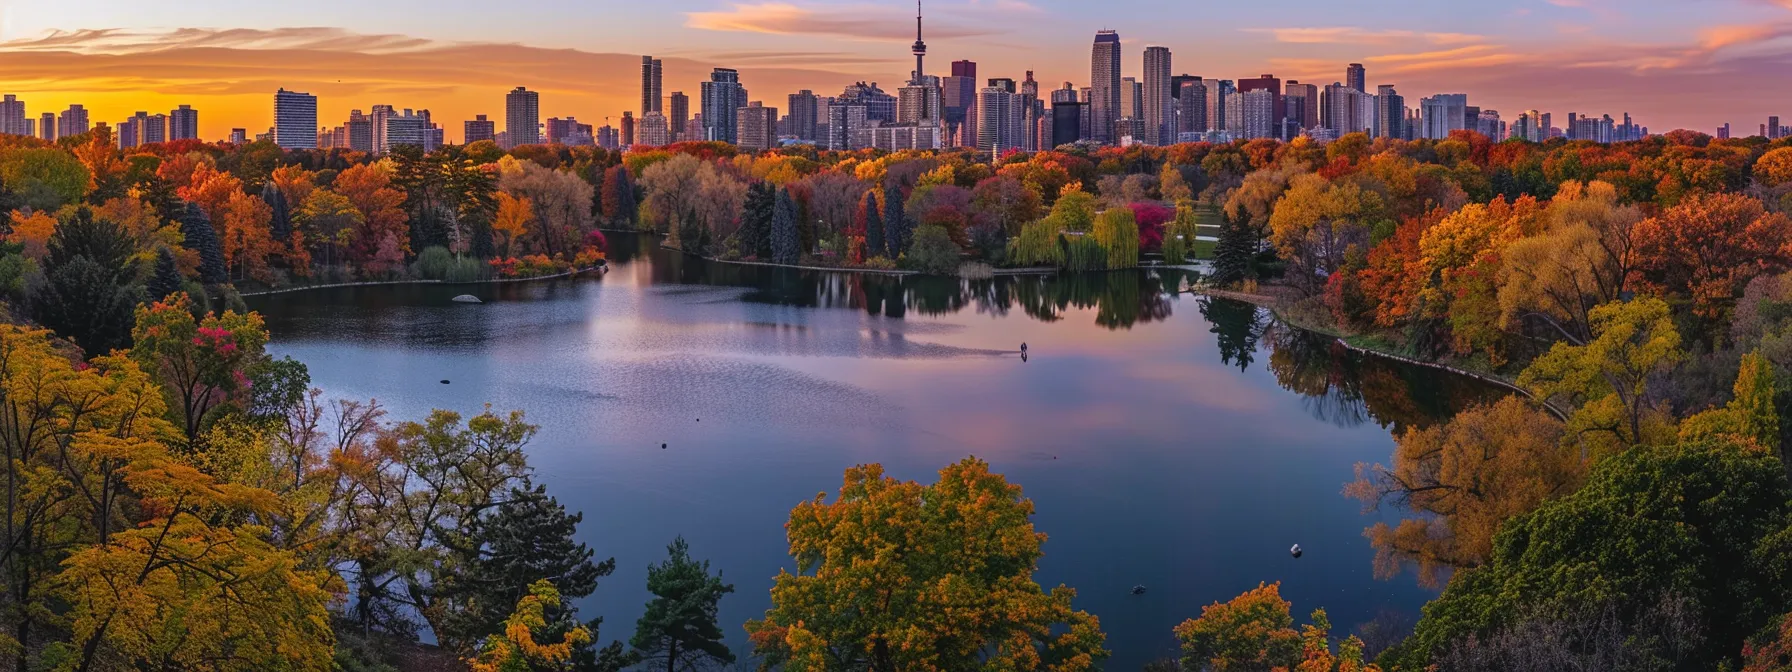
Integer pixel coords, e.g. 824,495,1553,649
1092,207,1139,270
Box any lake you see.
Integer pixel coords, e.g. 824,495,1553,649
249,232,1503,668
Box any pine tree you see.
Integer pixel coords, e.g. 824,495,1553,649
262,181,292,241
179,202,228,285
1210,207,1255,288
602,166,638,228
31,209,141,355
741,182,775,259
628,537,736,672
861,190,884,259
771,187,799,265
147,246,183,301
882,183,908,259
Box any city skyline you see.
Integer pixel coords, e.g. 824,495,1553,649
2,0,1791,141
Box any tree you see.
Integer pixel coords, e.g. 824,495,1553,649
740,182,774,259
1633,191,1792,320
335,163,412,267
744,458,1107,671
1044,187,1098,233
860,189,884,259
1744,612,1792,672
1173,582,1302,671
1679,351,1780,450
970,175,1042,236
1210,207,1257,287
30,208,141,356
883,183,908,258
906,224,960,275
468,581,595,672
295,189,364,269
0,146,90,210
1092,207,1139,270
147,246,183,301
263,177,294,242
630,537,736,672
771,187,799,265
1386,440,1792,671
219,190,276,283
1497,181,1643,344
178,202,229,285
601,165,638,228
1268,173,1384,285
493,192,535,258
1346,397,1577,586
131,293,269,445
1518,297,1683,457
1754,147,1792,189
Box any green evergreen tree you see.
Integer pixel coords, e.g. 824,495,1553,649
771,187,799,265
147,246,183,301
31,209,141,355
178,202,228,285
883,183,908,258
741,182,775,259
861,189,884,259
1210,207,1255,287
262,181,292,242
629,537,736,672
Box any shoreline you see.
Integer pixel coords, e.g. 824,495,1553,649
1194,286,1569,421
238,265,603,297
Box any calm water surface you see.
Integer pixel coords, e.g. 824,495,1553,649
250,233,1502,668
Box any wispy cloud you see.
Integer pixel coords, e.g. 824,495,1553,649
1244,26,1488,46
685,2,995,41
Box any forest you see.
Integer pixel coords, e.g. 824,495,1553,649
0,123,1791,670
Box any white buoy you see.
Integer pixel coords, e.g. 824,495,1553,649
451,295,482,304
1290,544,1303,559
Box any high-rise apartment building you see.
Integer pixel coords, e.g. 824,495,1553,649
465,115,495,144
383,109,432,151
899,77,944,125
1420,93,1468,139
228,128,246,144
1322,84,1366,136
274,88,318,150
1771,116,1783,140
837,82,896,123
641,56,663,117
737,101,778,151
1284,82,1318,132
1375,86,1404,140
1240,89,1276,140
945,60,978,146
169,105,198,141
58,105,89,139
141,113,168,145
788,90,819,141
977,85,1024,154
639,112,670,147
669,92,689,143
621,112,635,146
701,69,745,143
346,110,373,153
36,112,52,141
1346,63,1365,95
1142,46,1173,146
1207,80,1233,134
1090,30,1121,143
1177,78,1207,134
0,95,26,136
370,105,397,154
827,103,868,151
1236,75,1283,139
505,87,540,147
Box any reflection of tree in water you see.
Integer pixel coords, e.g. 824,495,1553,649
1005,272,1176,330
1264,324,1507,432
1199,297,1264,371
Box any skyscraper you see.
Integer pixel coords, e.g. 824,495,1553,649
977,85,1023,154
669,92,689,142
1375,85,1404,140
1177,78,1207,135
0,95,27,136
945,60,977,146
1141,46,1173,146
827,103,867,150
58,105,89,138
738,102,779,151
1240,89,1276,140
1420,93,1468,139
1284,82,1318,132
838,82,896,123
141,113,167,145
1090,30,1121,144
229,128,247,144
1236,75,1283,139
505,86,540,147
1120,77,1141,122
789,90,819,141
465,115,495,144
38,112,54,141
1207,80,1233,133
1346,63,1365,94
701,68,745,143
346,110,373,153
170,105,199,141
383,109,431,151
641,56,663,117
639,112,671,146
621,111,635,146
273,88,317,150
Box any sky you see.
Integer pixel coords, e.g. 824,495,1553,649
4,0,1792,142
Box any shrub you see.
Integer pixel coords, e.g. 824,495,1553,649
906,225,961,276
413,246,455,280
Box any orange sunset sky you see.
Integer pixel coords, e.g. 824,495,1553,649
4,0,1792,142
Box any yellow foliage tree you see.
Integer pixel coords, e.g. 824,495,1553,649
468,580,593,672
493,192,535,258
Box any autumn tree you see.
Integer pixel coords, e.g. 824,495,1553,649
1633,191,1792,321
601,165,638,228
1497,180,1642,344
630,537,736,672
502,161,594,258
1518,297,1683,457
493,191,534,258
296,189,364,269
468,581,596,672
1092,207,1140,269
970,175,1042,236
1346,397,1577,586
1678,351,1780,450
177,202,228,285
745,458,1107,671
1173,582,1302,671
334,163,410,267
860,189,884,259
131,293,270,445
1268,173,1384,286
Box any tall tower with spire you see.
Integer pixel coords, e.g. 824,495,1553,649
911,0,927,84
